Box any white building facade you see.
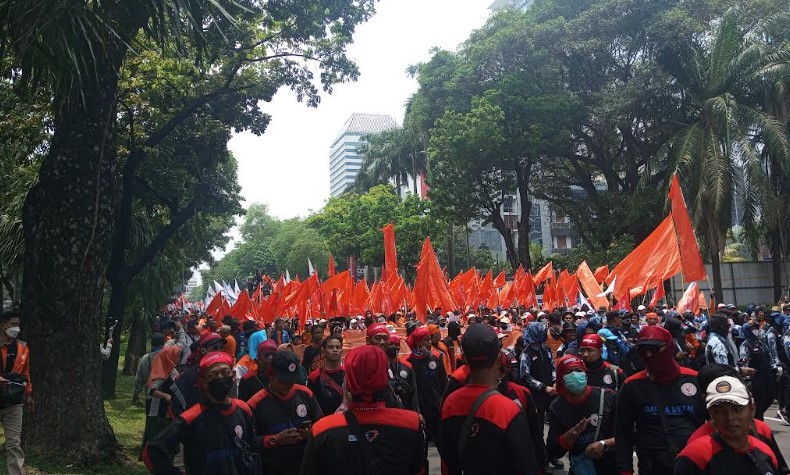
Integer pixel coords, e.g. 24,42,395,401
329,113,397,197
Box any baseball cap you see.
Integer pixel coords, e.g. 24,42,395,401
717,303,726,309
574,311,586,318
257,340,277,355
500,317,511,325
198,351,234,378
198,332,226,349
637,326,671,347
461,324,502,363
597,306,607,312
270,351,304,384
637,305,646,311
706,376,751,408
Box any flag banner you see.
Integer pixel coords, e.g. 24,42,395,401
669,175,707,282
382,223,398,281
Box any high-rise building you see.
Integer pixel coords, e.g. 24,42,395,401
329,113,397,197
488,0,534,10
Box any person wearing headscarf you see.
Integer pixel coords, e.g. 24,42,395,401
300,345,426,475
518,322,563,471
547,355,617,475
144,352,259,475
144,345,183,453
739,321,775,420
406,326,446,445
614,326,705,475
438,321,463,374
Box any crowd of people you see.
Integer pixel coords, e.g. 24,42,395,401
2,297,790,475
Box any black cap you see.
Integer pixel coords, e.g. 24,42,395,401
270,351,303,384
560,321,577,334
461,324,501,364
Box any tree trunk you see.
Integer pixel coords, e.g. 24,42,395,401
489,210,519,271
21,53,123,463
515,159,533,270
123,311,148,376
710,247,724,306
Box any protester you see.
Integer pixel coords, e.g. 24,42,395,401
133,333,166,406
238,340,277,402
406,326,447,444
268,317,291,346
739,321,775,420
439,323,539,475
299,345,426,475
674,376,779,475
219,324,237,359
307,335,345,416
579,333,624,392
0,311,32,475
169,332,226,416
247,323,269,360
615,326,706,475
143,352,259,475
385,333,419,411
547,354,617,475
247,351,323,475
301,325,325,373
438,321,463,374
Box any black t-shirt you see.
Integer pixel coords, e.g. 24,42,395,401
238,370,269,404
247,384,323,475
547,387,617,474
143,399,259,475
407,351,447,417
299,405,426,475
388,357,419,412
306,367,345,416
439,384,538,475
301,345,323,373
586,360,624,392
675,434,778,475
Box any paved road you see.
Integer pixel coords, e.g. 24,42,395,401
426,402,790,475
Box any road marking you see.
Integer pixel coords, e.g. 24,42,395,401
765,416,784,423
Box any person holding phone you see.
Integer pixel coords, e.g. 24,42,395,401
247,351,323,475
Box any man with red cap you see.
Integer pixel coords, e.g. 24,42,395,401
579,333,624,392
385,333,419,412
407,326,447,444
615,326,705,475
366,323,391,350
439,323,538,475
169,331,227,416
144,352,259,475
238,340,278,402
299,345,427,475
547,354,617,475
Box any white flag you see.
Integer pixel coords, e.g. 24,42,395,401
578,290,592,311
597,276,616,298
285,269,291,283
308,258,315,276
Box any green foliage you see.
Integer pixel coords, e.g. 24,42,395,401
551,235,636,272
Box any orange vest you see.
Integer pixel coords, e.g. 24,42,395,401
1,341,31,396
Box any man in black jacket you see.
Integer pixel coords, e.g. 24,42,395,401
144,352,259,475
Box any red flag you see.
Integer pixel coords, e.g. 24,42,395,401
328,254,336,277
494,270,506,288
669,175,707,282
576,261,609,310
593,265,609,283
205,292,224,317
412,238,456,321
533,261,553,285
230,291,252,319
382,223,398,281
649,279,666,308
351,280,370,315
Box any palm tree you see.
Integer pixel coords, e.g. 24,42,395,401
356,127,426,196
661,8,790,300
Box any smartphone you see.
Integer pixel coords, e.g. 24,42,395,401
299,421,312,431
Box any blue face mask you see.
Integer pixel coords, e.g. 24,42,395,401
563,372,587,394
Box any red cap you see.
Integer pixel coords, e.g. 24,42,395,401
198,351,233,378
388,333,401,345
198,332,225,349
367,323,389,338
345,345,389,401
556,354,586,396
580,334,603,350
257,340,278,355
407,327,431,349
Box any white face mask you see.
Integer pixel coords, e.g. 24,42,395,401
5,326,20,339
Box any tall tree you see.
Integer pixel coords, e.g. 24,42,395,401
660,7,790,299
0,0,377,463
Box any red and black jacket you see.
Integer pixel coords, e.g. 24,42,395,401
585,359,624,392
247,384,323,475
614,367,706,474
407,350,447,419
299,404,427,475
238,370,269,404
143,399,259,475
306,366,345,416
675,433,778,475
689,419,788,474
439,384,539,475
388,357,419,412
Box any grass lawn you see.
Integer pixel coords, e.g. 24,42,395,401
0,342,150,475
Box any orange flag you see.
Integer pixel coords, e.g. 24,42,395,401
576,261,609,310
351,280,370,315
205,292,225,317
230,290,253,319
669,175,707,282
494,270,506,288
382,223,398,281
593,265,609,283
412,238,456,321
533,261,553,285
478,270,495,308
649,278,666,308
328,254,336,277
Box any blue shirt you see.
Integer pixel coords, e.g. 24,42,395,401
247,329,268,359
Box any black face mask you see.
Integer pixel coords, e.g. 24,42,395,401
207,376,234,400
385,347,399,359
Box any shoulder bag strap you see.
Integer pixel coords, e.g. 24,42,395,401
344,410,375,475
457,388,499,457
648,383,678,454
593,388,606,441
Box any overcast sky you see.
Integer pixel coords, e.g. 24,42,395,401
227,0,494,223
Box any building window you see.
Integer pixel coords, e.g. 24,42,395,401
553,210,570,224
555,235,569,249
502,196,515,214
